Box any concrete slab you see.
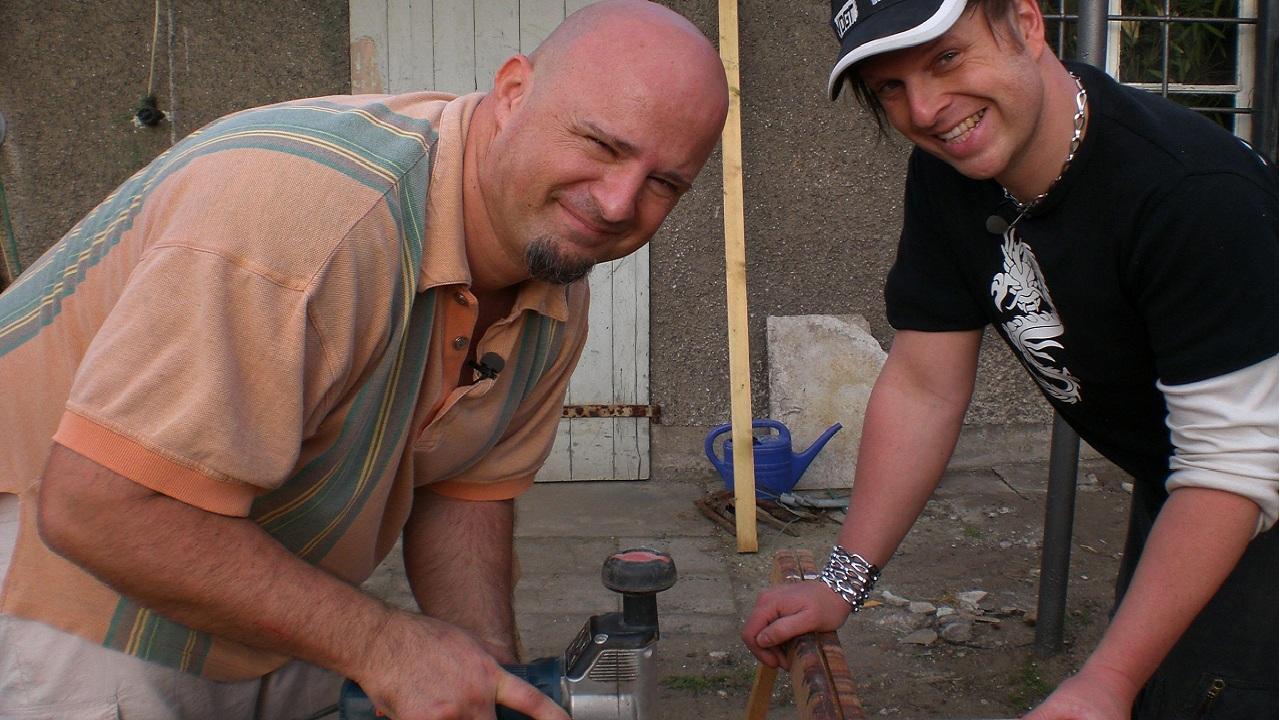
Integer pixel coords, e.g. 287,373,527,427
515,536,620,577
515,480,715,539
767,313,886,490
657,574,737,615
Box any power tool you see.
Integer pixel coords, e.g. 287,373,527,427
338,547,677,720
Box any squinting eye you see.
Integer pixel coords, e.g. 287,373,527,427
649,177,680,197
875,80,902,97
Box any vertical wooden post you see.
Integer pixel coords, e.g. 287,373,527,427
717,0,759,553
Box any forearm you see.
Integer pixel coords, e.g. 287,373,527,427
835,330,980,566
403,488,518,662
37,444,392,680
741,330,979,667
837,380,968,564
1077,487,1260,699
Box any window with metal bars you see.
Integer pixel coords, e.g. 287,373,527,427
1041,0,1262,137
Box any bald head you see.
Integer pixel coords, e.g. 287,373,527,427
533,1,718,70
466,1,728,290
526,1,728,119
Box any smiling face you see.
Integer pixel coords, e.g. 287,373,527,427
856,0,1060,195
473,3,728,287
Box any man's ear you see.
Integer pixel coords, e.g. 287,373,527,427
1010,0,1048,58
490,54,534,126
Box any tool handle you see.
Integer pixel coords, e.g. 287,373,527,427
337,656,565,719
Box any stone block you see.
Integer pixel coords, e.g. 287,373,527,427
767,314,887,490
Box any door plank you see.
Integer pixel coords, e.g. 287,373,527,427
519,0,563,53
350,0,389,93
433,0,476,92
474,0,520,90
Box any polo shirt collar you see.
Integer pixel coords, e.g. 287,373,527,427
417,93,571,323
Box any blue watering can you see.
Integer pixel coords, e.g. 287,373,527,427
704,419,842,498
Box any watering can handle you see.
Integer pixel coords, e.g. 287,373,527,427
704,422,734,471
750,418,790,442
703,419,792,464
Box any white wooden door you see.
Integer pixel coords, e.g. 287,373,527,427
349,0,651,481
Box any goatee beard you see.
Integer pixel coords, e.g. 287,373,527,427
525,237,594,285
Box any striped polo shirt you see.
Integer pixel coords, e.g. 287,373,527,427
0,91,588,680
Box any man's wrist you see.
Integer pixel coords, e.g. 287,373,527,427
818,544,880,612
1071,657,1146,708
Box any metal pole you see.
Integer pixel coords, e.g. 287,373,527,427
1031,0,1105,658
1076,0,1110,69
1253,0,1278,163
1034,413,1081,655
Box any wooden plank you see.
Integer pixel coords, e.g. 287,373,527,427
630,245,651,481
474,0,520,90
746,664,779,720
577,261,616,399
767,550,868,720
610,251,644,479
386,0,434,93
535,419,573,481
717,0,758,553
349,0,389,93
563,261,616,480
567,417,615,480
519,0,563,53
432,0,476,93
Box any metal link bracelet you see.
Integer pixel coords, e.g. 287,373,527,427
818,544,880,612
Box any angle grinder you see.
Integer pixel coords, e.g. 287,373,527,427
338,547,677,720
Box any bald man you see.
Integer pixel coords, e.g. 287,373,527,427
0,2,728,718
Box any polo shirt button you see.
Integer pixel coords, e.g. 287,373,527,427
452,336,468,350
453,292,468,306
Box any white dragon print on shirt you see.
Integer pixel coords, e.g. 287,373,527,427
990,229,1082,404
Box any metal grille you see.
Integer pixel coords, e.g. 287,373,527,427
586,650,640,682
1041,0,1278,159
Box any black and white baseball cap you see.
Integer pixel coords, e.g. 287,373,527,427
828,0,968,99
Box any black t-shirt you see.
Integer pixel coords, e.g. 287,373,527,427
885,62,1278,485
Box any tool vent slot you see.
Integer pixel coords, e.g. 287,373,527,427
586,650,639,681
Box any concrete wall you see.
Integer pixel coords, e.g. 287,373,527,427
0,1,1052,481
0,0,349,266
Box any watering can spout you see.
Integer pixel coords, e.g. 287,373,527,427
791,423,842,480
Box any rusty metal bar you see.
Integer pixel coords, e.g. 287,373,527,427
560,404,660,419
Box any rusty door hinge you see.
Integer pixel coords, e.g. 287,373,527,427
561,404,661,419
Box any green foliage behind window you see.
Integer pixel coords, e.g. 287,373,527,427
1039,0,1244,131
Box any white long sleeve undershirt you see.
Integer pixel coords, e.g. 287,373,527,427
1159,355,1279,536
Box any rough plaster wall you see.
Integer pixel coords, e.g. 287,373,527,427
0,0,349,267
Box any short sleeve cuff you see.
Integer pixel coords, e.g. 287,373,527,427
52,410,260,516
423,475,536,502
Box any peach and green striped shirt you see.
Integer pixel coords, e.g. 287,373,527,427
0,91,588,680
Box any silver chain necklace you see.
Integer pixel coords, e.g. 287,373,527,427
1003,73,1087,216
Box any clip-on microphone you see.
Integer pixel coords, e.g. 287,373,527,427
468,352,506,380
985,214,1010,234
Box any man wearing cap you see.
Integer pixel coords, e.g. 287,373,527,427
743,0,1277,717
0,2,728,718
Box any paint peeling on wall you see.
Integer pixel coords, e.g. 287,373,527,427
350,36,385,94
